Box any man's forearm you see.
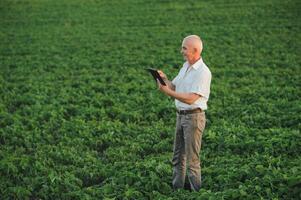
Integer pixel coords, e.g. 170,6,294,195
163,89,199,105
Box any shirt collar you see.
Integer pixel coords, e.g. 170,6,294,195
191,58,203,70
184,58,203,71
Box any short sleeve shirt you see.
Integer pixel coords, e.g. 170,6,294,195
172,58,212,110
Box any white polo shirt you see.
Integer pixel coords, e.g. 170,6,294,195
172,58,212,110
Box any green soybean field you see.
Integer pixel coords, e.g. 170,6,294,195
0,0,300,199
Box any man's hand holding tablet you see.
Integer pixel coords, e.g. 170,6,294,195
146,68,166,86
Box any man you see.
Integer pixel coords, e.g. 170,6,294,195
157,35,211,191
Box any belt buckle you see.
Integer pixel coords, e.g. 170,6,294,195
177,109,187,115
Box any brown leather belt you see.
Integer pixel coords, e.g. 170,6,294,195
177,108,202,115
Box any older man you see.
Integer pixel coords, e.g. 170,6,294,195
157,35,212,191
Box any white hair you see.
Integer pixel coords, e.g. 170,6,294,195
184,35,203,54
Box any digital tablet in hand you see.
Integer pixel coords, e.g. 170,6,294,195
146,68,166,86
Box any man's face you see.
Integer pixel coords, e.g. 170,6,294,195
181,39,195,63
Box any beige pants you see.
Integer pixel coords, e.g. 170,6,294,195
172,112,206,191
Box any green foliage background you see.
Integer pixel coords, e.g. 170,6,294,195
0,0,300,199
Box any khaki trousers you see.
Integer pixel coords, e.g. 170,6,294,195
172,111,206,191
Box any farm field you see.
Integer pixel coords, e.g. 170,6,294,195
0,0,300,199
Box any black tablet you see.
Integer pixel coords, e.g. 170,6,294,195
146,68,166,86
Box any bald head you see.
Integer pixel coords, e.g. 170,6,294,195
183,35,203,55
181,35,203,64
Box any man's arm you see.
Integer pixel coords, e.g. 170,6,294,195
158,82,200,105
